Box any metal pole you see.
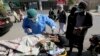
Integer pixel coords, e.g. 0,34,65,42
39,0,43,10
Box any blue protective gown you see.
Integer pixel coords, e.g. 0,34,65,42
23,14,56,34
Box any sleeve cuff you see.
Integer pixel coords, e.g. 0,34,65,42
52,26,56,30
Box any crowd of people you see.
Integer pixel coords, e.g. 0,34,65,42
22,2,93,56
0,1,94,56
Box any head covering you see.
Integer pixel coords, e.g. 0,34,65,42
78,2,87,9
70,7,77,15
27,9,37,18
58,5,63,11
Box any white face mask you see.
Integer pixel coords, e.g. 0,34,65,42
30,16,37,22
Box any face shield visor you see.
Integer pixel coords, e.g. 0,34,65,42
30,15,37,22
77,7,84,12
77,2,87,12
27,9,38,22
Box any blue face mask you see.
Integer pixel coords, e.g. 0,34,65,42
77,8,84,12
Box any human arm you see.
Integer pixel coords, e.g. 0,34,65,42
83,13,93,29
22,18,33,35
45,16,57,33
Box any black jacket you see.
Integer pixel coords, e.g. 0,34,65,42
66,12,93,38
57,10,66,23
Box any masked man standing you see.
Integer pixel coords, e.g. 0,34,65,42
66,2,93,56
22,9,56,35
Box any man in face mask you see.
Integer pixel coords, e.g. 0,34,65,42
76,2,87,15
67,2,93,56
23,9,57,34
27,9,37,22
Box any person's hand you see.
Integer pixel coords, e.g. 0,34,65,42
73,27,83,35
28,28,32,33
78,27,83,30
74,27,83,30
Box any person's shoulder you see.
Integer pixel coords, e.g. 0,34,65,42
37,14,49,21
62,10,65,12
68,14,75,19
24,16,28,19
38,14,48,18
37,14,44,17
68,14,73,17
74,11,79,15
86,12,92,16
85,12,92,17
23,16,29,21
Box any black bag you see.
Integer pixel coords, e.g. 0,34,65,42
73,29,82,36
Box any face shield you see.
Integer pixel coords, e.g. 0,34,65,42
77,7,84,12
77,2,87,13
30,15,37,23
27,9,38,22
